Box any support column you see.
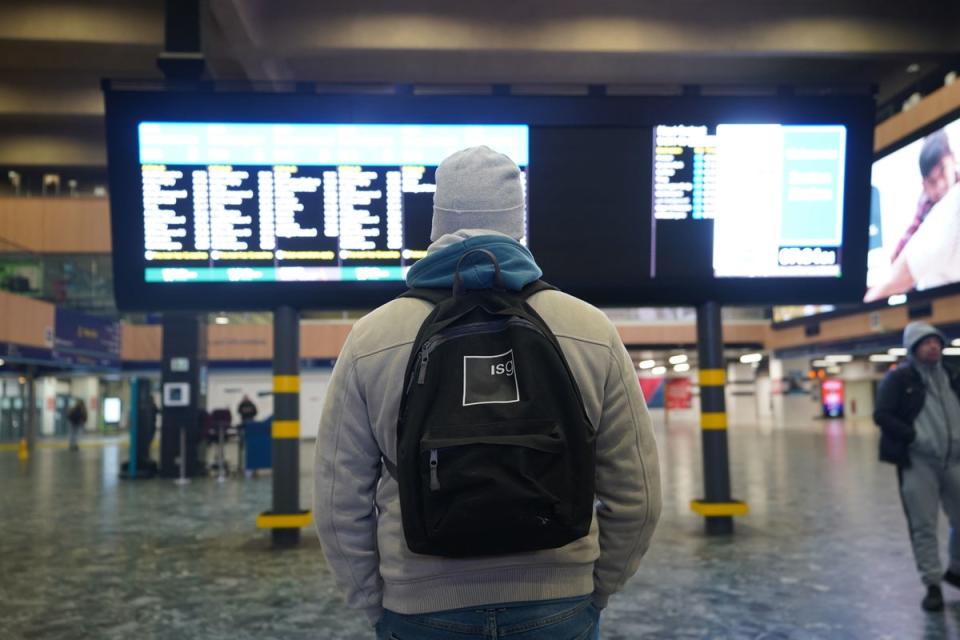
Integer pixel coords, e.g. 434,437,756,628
26,368,36,448
691,301,748,535
121,378,159,479
19,369,36,460
257,306,311,547
129,378,139,477
157,0,205,81
160,314,206,478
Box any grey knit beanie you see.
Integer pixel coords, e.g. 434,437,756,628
904,321,946,353
431,146,525,241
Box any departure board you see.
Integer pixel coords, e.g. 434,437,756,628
653,125,717,220
653,123,847,278
105,87,874,309
137,123,528,284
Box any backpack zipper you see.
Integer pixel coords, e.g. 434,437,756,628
415,320,512,385
424,428,562,492
429,449,440,490
416,341,434,385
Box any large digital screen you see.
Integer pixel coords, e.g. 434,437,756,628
105,88,873,309
652,124,847,279
865,116,960,302
137,123,527,285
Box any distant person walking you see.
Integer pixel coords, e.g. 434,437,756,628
67,399,87,452
874,321,960,611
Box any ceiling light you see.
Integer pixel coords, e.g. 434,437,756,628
215,316,229,325
887,294,907,306
668,354,688,365
943,347,960,356
869,354,898,362
825,355,853,362
952,339,960,347
812,359,830,368
651,366,667,376
638,360,656,369
740,353,763,364
673,363,690,373
888,348,908,356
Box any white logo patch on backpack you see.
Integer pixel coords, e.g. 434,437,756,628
462,349,520,406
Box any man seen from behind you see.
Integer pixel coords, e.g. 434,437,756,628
315,145,661,639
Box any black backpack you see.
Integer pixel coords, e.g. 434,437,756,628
391,249,596,558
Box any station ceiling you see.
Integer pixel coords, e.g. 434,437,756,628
0,0,957,166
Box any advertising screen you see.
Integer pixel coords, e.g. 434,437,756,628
821,379,845,418
865,116,960,302
103,397,122,424
665,377,693,410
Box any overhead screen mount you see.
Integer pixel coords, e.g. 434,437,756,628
103,87,874,311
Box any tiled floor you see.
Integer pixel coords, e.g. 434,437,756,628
1,395,958,639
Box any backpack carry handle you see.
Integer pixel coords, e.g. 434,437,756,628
453,248,506,295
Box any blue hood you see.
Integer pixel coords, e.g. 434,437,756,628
405,234,542,291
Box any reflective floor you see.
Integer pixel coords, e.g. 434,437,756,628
1,395,957,639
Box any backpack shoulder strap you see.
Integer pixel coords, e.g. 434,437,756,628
399,287,450,306
519,280,557,300
382,456,398,480
400,280,556,307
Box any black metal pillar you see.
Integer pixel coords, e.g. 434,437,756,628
258,306,310,547
23,368,36,458
160,313,206,478
157,0,205,81
691,301,747,535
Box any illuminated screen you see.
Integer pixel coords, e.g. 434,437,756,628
772,305,837,323
103,397,122,424
106,89,873,309
652,124,847,279
137,123,528,284
865,117,960,302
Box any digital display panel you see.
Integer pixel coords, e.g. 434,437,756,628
865,116,960,302
653,124,847,279
103,397,122,424
137,123,528,284
105,88,872,309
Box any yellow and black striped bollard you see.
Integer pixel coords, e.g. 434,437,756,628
689,301,748,535
257,305,311,546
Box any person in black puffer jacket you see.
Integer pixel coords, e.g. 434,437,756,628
875,321,960,612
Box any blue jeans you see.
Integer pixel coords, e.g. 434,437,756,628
376,595,600,639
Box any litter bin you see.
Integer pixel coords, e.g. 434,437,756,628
244,416,272,472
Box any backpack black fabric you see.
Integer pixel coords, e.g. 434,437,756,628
393,249,596,558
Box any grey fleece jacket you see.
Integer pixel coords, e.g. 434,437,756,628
314,231,662,625
905,322,960,463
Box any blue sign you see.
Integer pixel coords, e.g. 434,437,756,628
53,309,121,368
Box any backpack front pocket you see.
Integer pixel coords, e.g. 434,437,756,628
418,420,576,556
